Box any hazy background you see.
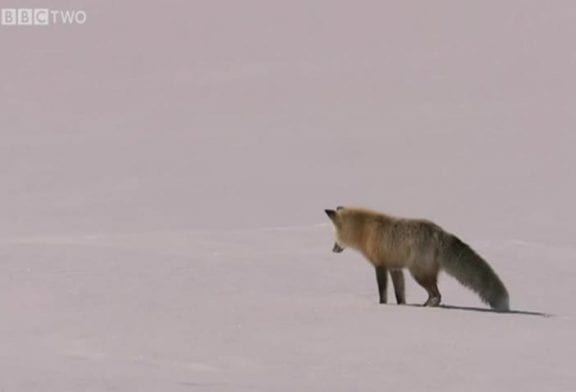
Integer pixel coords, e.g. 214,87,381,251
2,1,575,240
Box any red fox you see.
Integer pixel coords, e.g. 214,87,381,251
325,207,509,311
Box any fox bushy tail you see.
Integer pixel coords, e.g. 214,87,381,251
439,235,510,311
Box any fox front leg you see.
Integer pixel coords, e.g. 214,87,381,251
390,270,406,304
375,266,389,304
376,267,406,305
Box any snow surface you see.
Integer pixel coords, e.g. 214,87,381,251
0,228,573,391
1,1,576,391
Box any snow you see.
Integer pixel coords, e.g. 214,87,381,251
0,227,573,391
1,1,576,391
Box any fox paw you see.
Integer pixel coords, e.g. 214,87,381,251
424,297,441,307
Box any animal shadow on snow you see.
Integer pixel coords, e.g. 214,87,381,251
405,303,552,317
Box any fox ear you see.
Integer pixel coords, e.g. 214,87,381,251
325,209,337,222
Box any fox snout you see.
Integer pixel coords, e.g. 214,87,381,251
332,242,344,253
325,208,345,253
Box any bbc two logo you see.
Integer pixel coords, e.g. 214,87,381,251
1,8,87,26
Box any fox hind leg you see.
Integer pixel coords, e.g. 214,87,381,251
410,267,441,307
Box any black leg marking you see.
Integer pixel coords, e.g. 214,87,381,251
375,266,388,304
390,270,406,304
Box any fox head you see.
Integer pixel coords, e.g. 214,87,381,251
325,206,347,253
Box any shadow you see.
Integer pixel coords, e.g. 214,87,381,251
405,303,552,317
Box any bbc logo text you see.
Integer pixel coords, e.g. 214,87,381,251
1,8,87,26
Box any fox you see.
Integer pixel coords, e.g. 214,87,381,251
325,206,510,311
